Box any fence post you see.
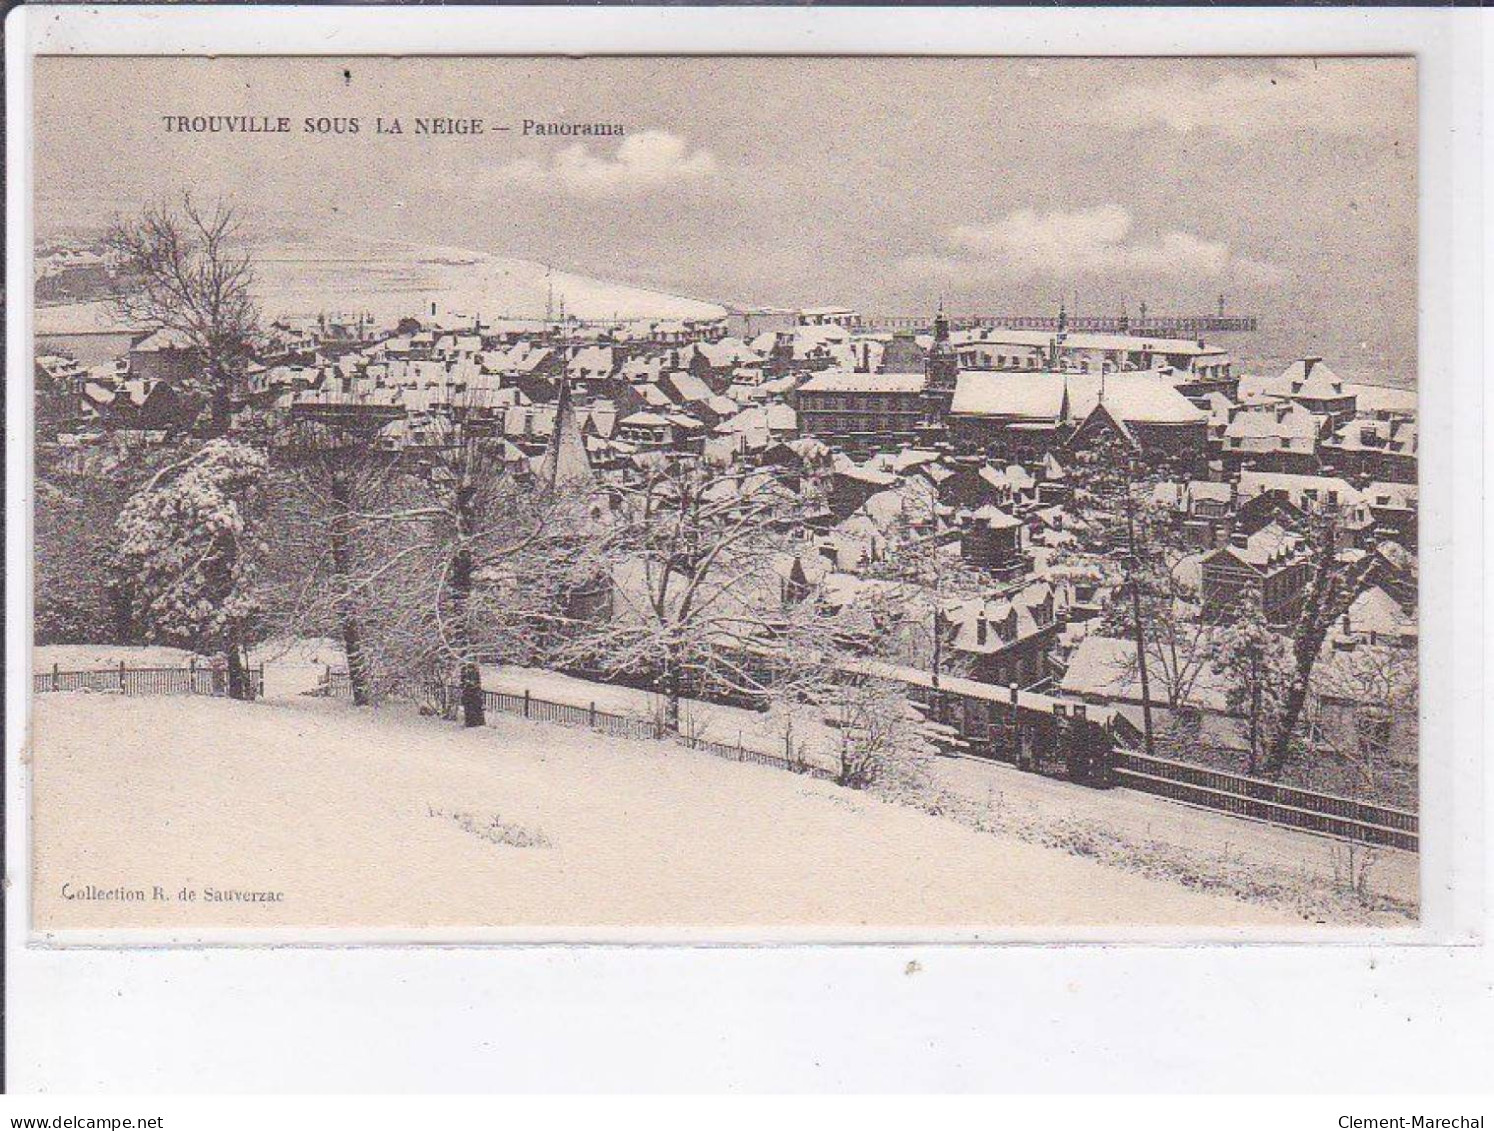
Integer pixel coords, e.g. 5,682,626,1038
523,690,531,719
52,662,59,692
589,701,596,728
119,659,127,694
324,663,332,696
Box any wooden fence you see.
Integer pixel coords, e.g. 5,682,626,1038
33,662,265,700
1110,748,1418,851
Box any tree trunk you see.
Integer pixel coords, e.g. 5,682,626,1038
1265,659,1314,778
449,486,485,728
1126,509,1156,758
1263,538,1368,778
660,644,682,734
1247,677,1262,777
328,470,371,707
208,363,232,438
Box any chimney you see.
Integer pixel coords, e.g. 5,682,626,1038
976,610,988,646
430,301,437,317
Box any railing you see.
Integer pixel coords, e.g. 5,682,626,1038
323,670,833,780
1110,748,1417,851
321,666,1417,851
33,662,265,700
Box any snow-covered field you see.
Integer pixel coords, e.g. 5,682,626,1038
29,695,1295,933
34,638,346,700
481,664,842,770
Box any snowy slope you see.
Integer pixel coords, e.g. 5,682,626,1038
30,695,1291,933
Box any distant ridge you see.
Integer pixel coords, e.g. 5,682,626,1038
251,237,727,324
34,235,728,335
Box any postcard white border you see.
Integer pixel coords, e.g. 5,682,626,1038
6,4,1489,1091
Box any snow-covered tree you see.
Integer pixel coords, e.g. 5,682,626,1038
113,439,268,698
334,399,600,727
269,414,407,706
827,673,938,793
1264,506,1380,778
554,456,819,735
1206,604,1295,776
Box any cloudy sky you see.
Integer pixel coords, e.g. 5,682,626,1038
35,56,1417,380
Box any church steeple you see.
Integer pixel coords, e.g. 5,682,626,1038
540,374,593,492
925,302,958,394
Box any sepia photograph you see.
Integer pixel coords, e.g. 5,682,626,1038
26,53,1422,938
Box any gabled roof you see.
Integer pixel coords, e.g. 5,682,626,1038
951,370,1205,425
1281,357,1350,401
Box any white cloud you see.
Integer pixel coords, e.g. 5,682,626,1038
491,130,717,198
905,204,1279,285
1098,59,1411,139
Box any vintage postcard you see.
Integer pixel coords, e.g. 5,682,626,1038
24,52,1424,940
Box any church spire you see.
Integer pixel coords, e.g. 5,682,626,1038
540,374,592,492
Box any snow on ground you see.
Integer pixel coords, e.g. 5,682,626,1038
30,695,1295,932
33,638,345,700
31,647,1417,918
480,664,842,771
33,643,198,672
486,665,1417,914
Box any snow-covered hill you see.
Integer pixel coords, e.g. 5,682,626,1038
255,237,725,325
31,694,1291,934
34,236,728,335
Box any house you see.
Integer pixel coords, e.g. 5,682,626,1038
943,582,1060,689
959,506,1029,579
1321,416,1418,484
1362,481,1418,549
798,306,861,329
795,370,928,447
724,306,798,341
1199,522,1312,626
1277,357,1357,427
827,458,898,520
128,328,198,386
1219,401,1321,473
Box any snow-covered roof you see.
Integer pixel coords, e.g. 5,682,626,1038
132,327,195,353
797,369,927,395
950,370,1204,425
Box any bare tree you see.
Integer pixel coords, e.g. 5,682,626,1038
862,485,986,685
1095,527,1216,759
1060,425,1177,757
1304,635,1418,797
554,455,816,734
105,193,259,435
269,411,406,706
361,411,593,728
828,674,937,793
